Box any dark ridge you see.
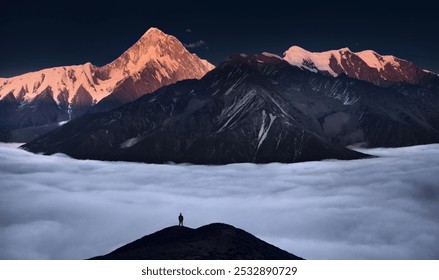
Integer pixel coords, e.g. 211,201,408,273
90,223,303,260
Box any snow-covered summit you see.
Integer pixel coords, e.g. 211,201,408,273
283,46,342,76
0,27,214,106
0,27,215,142
99,27,213,85
283,46,434,85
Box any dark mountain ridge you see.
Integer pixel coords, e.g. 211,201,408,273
91,223,303,260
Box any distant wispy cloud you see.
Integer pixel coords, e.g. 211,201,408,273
185,29,192,33
184,40,206,49
1,143,439,260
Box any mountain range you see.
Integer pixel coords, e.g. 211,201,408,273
0,28,213,142
90,223,303,260
3,27,439,164
22,52,439,163
283,46,437,86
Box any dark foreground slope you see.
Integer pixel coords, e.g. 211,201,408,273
91,223,302,260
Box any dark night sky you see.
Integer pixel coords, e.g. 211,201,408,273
1,0,438,78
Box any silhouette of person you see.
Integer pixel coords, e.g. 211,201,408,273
178,213,184,226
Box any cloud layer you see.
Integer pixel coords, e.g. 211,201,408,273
1,143,439,260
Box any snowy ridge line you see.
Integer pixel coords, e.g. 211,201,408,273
284,46,409,76
283,45,436,85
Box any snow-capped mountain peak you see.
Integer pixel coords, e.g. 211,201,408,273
142,26,165,37
283,46,433,85
94,27,214,95
355,50,405,72
104,27,174,70
0,27,214,106
283,46,339,76
0,27,215,142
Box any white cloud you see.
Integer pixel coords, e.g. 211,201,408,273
184,40,206,49
0,143,439,259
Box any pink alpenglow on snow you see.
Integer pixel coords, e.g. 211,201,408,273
0,27,214,107
283,46,436,85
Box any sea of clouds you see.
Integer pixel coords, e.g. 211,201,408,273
1,143,438,260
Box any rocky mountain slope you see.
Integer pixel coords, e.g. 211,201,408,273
0,28,213,142
91,223,303,260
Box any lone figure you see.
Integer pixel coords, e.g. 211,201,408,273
178,213,184,226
